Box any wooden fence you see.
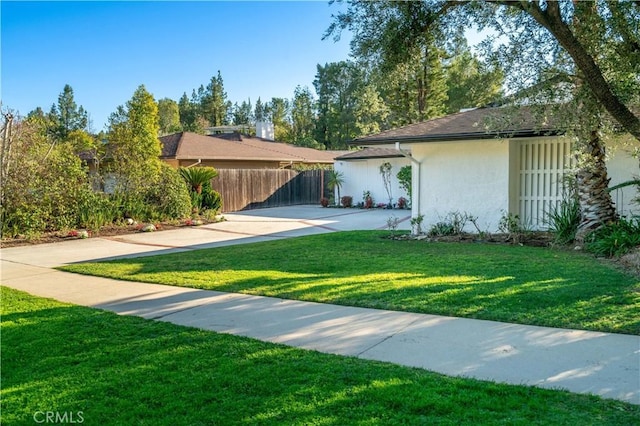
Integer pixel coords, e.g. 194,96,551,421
211,169,330,212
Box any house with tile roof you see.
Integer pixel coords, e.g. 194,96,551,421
159,132,347,170
347,106,638,233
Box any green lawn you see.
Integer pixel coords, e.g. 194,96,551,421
60,231,640,335
3,287,638,425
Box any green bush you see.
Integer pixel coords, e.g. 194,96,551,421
201,182,222,213
111,192,150,222
429,222,456,236
1,133,95,237
77,191,118,232
585,217,640,257
145,163,192,221
547,198,580,244
397,165,411,197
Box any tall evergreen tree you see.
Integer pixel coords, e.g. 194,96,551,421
232,99,253,125
107,85,161,193
49,84,89,140
157,98,182,135
202,71,231,127
290,86,318,147
314,61,367,149
268,97,291,141
444,42,504,113
178,92,206,133
254,97,267,123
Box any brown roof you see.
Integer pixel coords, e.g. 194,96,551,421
160,132,345,164
353,106,562,145
335,148,406,161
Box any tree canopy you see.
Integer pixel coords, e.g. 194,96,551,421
325,0,640,141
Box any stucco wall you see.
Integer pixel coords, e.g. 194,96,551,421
410,140,512,233
606,141,639,218
335,157,411,206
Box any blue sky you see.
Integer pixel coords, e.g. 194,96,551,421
2,1,352,131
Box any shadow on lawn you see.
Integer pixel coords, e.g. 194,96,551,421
3,289,637,424
60,236,640,335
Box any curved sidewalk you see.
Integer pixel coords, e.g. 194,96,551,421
1,206,638,404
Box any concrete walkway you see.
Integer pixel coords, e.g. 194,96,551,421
2,206,638,404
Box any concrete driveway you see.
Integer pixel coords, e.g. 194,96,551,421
1,205,411,267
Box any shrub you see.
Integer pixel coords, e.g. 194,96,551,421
547,197,580,244
320,197,329,207
397,197,408,209
179,166,218,194
77,191,117,232
498,211,531,243
201,184,223,214
340,195,353,208
179,166,221,215
146,163,192,221
363,191,373,209
429,211,472,236
410,214,424,235
112,192,151,222
429,222,455,236
1,124,96,237
397,165,411,197
584,217,640,257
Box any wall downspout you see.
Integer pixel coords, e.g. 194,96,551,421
396,142,422,234
186,159,202,168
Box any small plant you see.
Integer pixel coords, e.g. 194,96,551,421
397,196,408,209
386,215,399,235
410,214,424,235
428,211,473,236
379,162,393,206
376,202,388,209
498,211,530,243
327,169,345,205
547,197,580,245
340,195,353,208
201,209,221,222
584,217,640,257
320,197,330,207
467,215,490,239
429,222,455,236
363,191,373,209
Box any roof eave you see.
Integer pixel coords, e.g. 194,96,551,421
351,129,564,146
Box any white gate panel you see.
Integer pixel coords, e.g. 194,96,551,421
518,139,574,229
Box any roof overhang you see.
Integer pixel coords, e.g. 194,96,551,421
351,129,564,146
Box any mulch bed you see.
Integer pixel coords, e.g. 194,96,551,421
1,222,194,249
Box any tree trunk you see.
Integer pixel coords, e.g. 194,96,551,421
574,129,617,240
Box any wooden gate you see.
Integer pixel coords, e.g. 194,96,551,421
211,169,329,212
518,138,574,229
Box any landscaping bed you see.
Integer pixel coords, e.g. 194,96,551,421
0,217,222,249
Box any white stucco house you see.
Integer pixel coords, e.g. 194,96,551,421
334,148,411,207
349,106,639,233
